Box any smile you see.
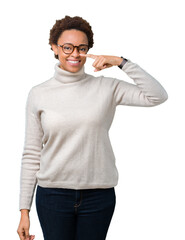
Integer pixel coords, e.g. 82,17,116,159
68,60,80,63
67,60,81,66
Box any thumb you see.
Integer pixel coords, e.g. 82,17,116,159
94,65,107,72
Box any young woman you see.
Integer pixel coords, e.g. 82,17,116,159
17,15,168,240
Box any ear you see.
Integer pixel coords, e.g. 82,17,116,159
51,44,58,56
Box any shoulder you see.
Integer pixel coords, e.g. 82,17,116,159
85,72,117,85
32,77,55,90
26,78,54,104
28,77,55,95
85,73,124,94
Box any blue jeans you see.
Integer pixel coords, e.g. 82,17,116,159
35,184,116,240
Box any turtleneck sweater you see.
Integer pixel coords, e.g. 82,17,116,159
19,59,168,211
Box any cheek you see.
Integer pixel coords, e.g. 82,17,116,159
81,58,86,64
59,55,68,63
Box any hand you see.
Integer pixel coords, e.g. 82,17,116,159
17,214,35,240
80,53,123,72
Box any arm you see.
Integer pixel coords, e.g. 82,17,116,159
113,58,168,107
19,88,43,211
80,53,168,107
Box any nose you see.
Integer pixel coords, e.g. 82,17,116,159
71,47,80,57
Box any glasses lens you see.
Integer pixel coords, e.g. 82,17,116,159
63,44,73,54
79,45,89,54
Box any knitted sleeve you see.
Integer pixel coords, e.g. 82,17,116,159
19,88,43,211
113,59,168,106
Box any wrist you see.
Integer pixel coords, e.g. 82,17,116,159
115,56,123,66
20,209,30,215
118,56,128,69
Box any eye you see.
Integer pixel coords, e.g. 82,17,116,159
79,46,88,52
64,46,72,50
80,48,86,52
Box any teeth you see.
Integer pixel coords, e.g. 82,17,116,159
68,60,80,63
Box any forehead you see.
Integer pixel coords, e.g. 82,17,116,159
58,29,88,44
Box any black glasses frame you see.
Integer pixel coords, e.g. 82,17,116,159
57,43,89,54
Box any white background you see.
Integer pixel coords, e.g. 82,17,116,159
0,0,184,239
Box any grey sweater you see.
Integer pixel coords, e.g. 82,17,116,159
19,59,168,211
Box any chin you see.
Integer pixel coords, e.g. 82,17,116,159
60,64,84,73
68,67,82,73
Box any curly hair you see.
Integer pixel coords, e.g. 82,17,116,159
49,15,94,59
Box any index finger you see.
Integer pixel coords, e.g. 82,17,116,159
79,53,97,59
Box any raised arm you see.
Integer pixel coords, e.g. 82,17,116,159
80,53,168,107
113,59,168,107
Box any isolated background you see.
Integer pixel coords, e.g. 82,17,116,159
0,0,184,239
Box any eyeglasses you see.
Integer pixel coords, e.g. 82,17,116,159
57,43,89,54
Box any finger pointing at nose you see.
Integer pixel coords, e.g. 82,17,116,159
79,53,97,59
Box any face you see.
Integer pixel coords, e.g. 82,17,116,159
52,29,89,73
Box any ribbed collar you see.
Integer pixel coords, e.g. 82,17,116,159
54,61,86,84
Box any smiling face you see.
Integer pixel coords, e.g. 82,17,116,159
52,29,89,73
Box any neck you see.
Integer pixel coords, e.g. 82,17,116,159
54,62,86,84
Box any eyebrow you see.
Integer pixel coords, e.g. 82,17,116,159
62,43,88,46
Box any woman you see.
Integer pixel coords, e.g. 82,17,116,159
17,15,168,240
